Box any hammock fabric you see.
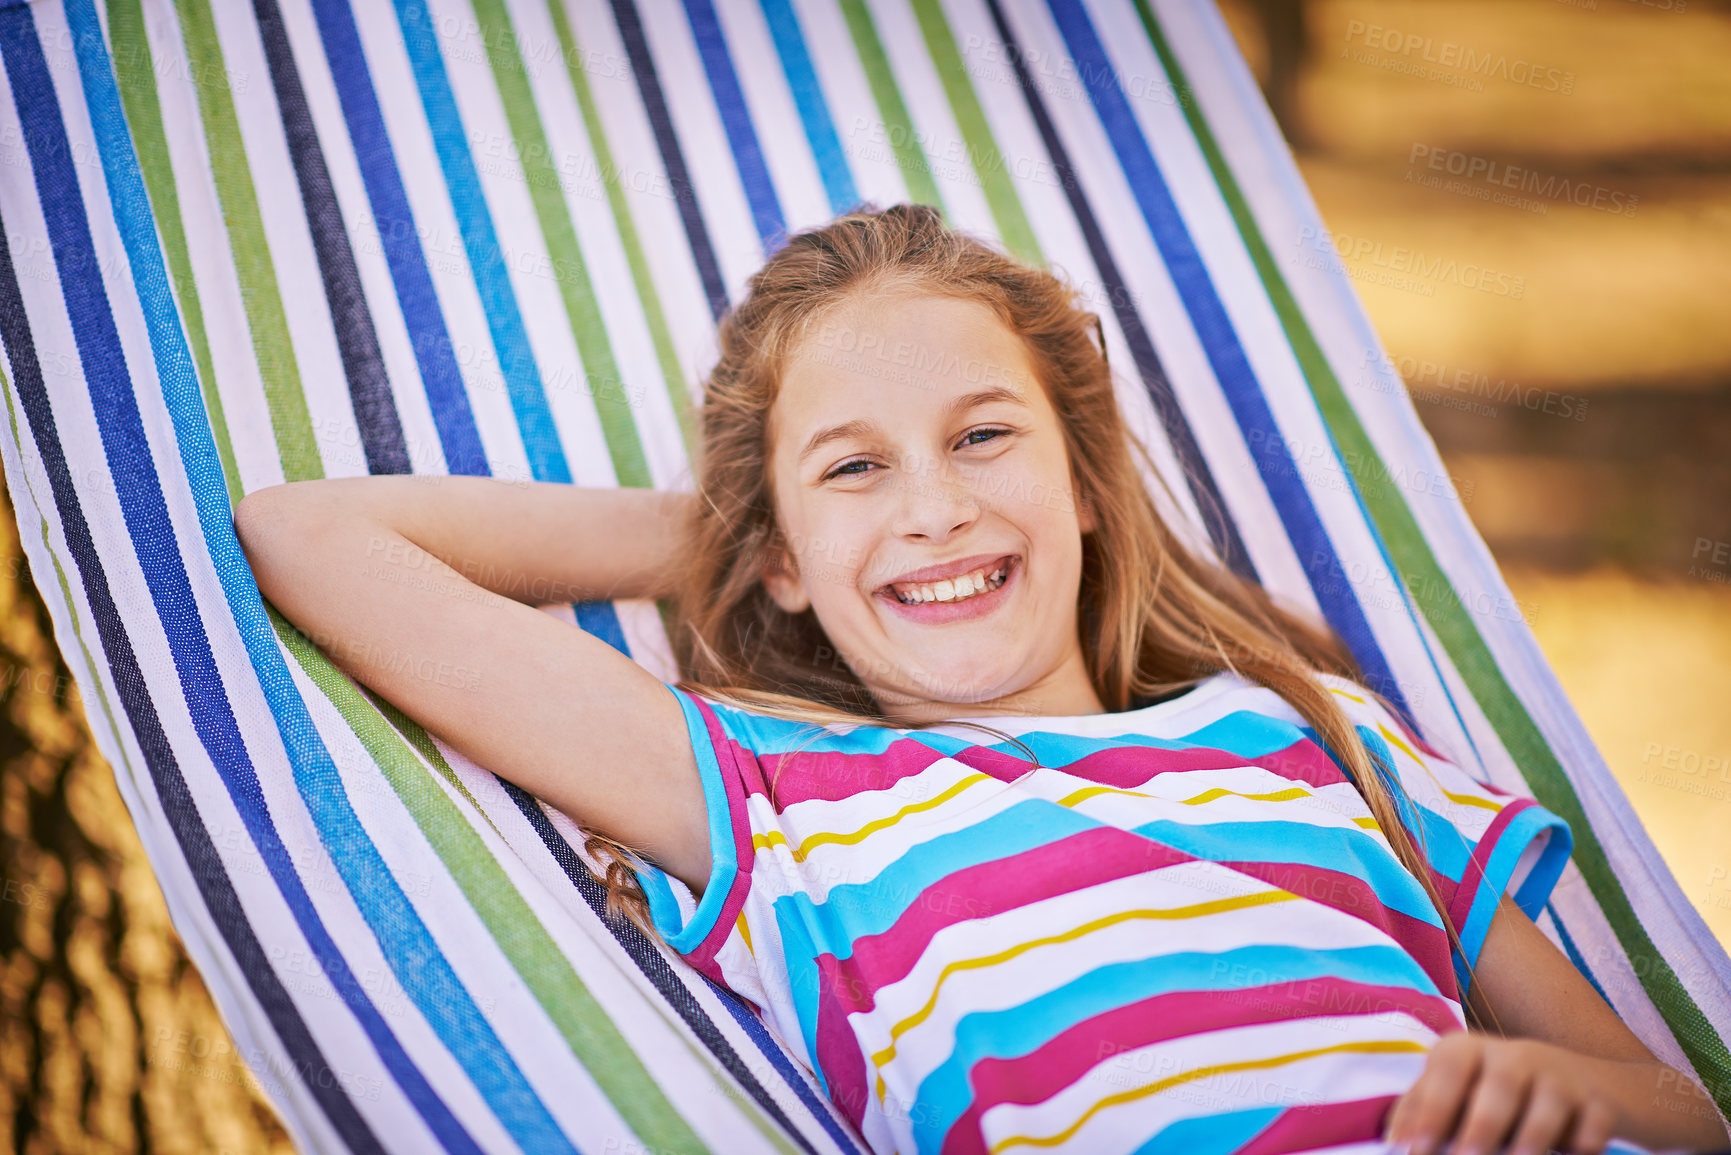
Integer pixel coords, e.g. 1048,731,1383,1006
0,0,1725,1150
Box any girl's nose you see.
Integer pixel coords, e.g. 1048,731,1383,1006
890,455,981,540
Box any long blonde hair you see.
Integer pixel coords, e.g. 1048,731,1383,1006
585,202,1491,1021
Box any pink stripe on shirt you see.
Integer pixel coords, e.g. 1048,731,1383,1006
941,980,1453,1155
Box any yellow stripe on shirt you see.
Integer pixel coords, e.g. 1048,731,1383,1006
1059,783,1320,809
989,1038,1429,1152
749,772,995,861
870,889,1299,1095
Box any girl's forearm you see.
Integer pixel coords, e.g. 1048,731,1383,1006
237,477,696,605
1592,1055,1729,1152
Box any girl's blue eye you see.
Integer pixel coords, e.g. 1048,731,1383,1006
822,427,1010,482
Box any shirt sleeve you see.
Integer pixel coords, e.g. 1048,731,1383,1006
626,682,763,965
1325,678,1574,997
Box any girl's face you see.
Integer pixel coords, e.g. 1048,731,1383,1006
762,291,1104,725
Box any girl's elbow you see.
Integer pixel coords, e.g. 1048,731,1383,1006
234,487,287,556
235,481,344,548
233,483,349,590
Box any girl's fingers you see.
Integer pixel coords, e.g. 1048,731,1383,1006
1448,1051,1532,1155
1568,1096,1619,1155
1385,1034,1481,1152
1503,1078,1574,1155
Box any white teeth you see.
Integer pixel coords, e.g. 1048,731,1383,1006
890,563,1009,605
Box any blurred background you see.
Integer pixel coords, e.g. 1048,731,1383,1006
1,1,1727,1150
1213,0,1731,948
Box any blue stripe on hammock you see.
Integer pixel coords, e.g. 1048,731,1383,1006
1046,0,1411,721
251,0,411,476
390,0,572,484
52,1,578,1148
1329,404,1485,752
758,0,859,216
573,601,632,652
1548,898,1615,1007
310,0,490,476
684,0,786,254
980,0,1258,584
0,4,430,1151
609,0,732,320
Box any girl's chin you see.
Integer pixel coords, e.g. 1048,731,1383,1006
874,660,1020,709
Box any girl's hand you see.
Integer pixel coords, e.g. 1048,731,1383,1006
1383,900,1728,1154
1381,1029,1619,1155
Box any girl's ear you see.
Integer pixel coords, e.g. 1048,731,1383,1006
760,545,812,614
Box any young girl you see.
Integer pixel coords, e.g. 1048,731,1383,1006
236,204,1727,1155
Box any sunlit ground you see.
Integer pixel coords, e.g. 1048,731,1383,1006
1503,565,1731,949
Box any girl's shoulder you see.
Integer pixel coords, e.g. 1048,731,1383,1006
660,682,906,764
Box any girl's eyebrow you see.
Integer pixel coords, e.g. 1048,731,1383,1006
796,385,1029,466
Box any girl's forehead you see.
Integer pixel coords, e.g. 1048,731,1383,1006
783,297,1033,402
802,289,1009,346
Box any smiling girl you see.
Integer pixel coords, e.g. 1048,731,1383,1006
236,204,1728,1155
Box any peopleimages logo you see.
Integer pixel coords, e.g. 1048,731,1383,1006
1295,226,1526,299
1340,21,1576,94
1408,144,1639,218
1358,351,1590,422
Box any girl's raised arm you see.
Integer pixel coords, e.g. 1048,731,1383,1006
232,477,712,895
240,476,695,605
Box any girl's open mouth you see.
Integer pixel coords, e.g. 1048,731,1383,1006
875,555,1019,623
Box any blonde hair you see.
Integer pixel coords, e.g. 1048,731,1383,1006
586,203,1493,1023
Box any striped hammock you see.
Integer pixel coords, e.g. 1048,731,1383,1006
0,0,1725,1150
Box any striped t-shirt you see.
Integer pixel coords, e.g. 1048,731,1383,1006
632,670,1576,1155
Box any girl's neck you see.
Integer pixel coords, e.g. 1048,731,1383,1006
875,652,1108,726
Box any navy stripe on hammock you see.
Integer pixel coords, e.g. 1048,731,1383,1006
309,0,489,476
252,0,411,476
499,777,868,1155
610,0,732,322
